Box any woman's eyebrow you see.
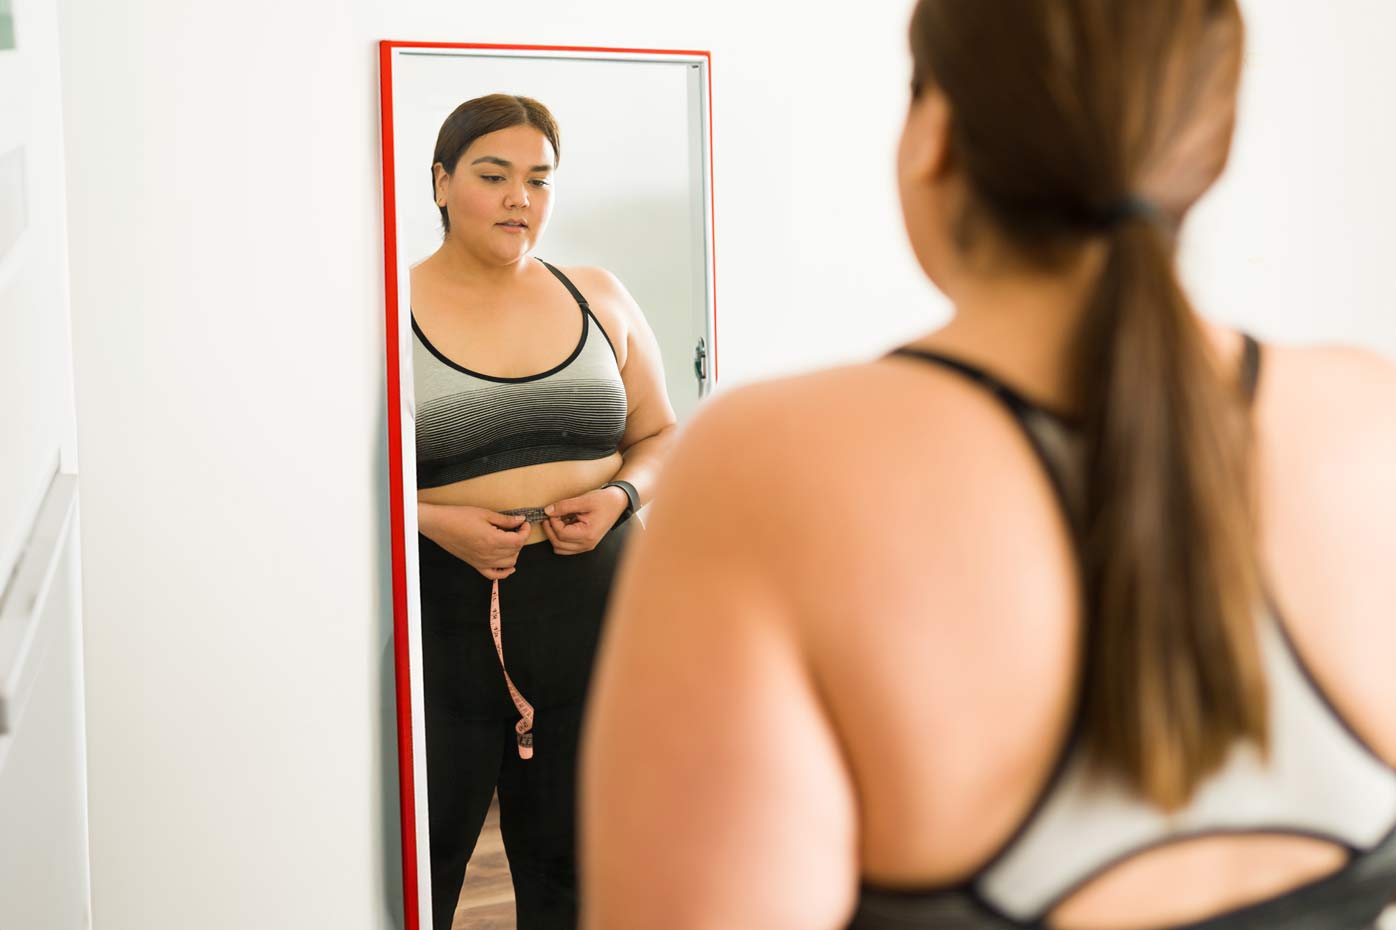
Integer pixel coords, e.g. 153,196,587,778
470,155,553,173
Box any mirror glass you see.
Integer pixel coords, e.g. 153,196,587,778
379,43,715,930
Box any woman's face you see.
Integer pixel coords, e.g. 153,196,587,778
435,124,557,265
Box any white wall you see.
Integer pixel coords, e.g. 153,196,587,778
1186,0,1396,352
55,1,1396,929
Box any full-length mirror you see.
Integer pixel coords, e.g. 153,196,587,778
378,42,716,930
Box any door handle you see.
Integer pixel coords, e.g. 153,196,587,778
693,336,708,392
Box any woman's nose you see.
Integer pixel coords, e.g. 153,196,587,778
505,183,529,209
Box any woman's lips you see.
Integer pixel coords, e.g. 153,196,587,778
497,222,527,232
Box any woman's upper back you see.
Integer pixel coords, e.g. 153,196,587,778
832,336,1390,921
788,334,1396,927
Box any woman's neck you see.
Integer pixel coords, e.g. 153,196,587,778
913,249,1243,415
430,237,533,292
914,250,1107,413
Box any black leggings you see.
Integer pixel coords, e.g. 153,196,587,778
419,516,638,930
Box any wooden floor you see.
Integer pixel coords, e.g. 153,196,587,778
453,794,515,930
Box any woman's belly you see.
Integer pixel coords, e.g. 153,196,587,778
416,452,625,546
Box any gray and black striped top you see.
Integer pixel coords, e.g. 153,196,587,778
412,260,628,489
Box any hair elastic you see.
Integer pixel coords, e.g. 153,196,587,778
1093,195,1164,230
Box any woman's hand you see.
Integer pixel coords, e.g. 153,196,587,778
418,502,532,580
540,487,630,555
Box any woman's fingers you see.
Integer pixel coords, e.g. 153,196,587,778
491,552,519,568
555,518,601,552
544,499,589,528
487,523,531,558
551,514,589,540
540,515,573,554
488,512,529,531
544,497,582,518
543,516,591,555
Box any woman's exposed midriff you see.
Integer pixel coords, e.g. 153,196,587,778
416,452,625,547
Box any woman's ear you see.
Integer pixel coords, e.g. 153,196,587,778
903,89,955,186
433,162,449,205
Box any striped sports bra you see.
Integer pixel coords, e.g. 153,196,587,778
850,336,1396,930
412,259,628,489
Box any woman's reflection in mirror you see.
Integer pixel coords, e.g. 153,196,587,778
410,93,679,930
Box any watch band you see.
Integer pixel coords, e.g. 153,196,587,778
602,479,640,519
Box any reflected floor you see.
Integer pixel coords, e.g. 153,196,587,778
454,793,515,930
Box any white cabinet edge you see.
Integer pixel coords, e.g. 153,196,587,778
0,471,78,735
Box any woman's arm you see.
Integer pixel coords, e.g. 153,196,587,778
578,267,681,509
579,387,860,930
541,269,679,548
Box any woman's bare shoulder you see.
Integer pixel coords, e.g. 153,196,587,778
1261,340,1396,413
1254,339,1396,761
408,254,449,319
681,356,1064,483
656,357,1075,603
555,265,634,313
1257,340,1396,496
552,265,636,355
409,250,444,282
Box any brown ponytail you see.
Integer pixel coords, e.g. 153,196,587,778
910,0,1262,809
1077,215,1264,809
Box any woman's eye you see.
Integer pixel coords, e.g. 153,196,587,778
529,179,551,188
481,175,504,182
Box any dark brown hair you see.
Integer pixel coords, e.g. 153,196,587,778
432,93,561,234
910,0,1261,810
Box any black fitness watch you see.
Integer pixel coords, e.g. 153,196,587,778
601,480,640,523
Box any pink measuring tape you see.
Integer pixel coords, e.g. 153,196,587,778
489,579,535,760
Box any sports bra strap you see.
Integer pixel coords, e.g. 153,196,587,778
537,258,590,309
886,347,1059,421
886,345,1083,534
1241,332,1262,404
888,330,1265,417
885,333,1265,537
